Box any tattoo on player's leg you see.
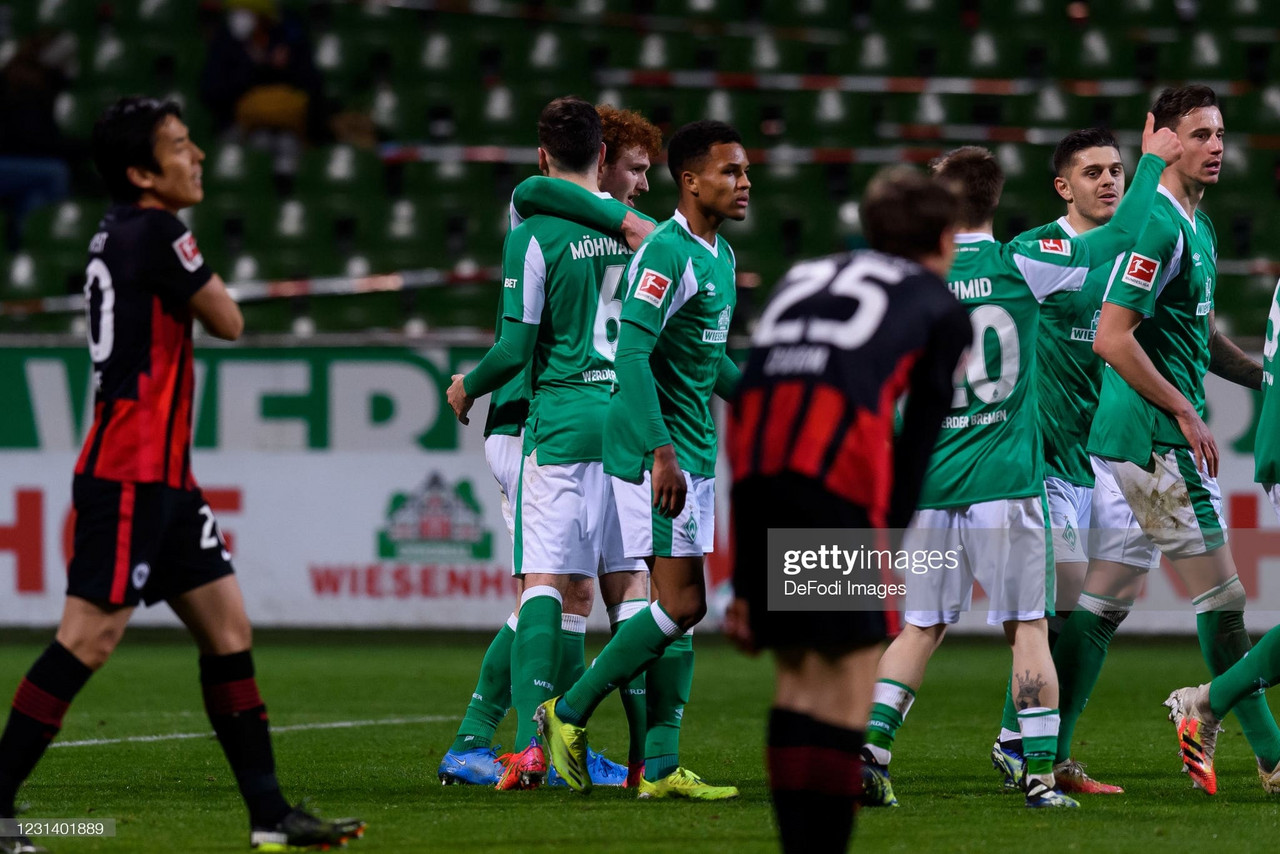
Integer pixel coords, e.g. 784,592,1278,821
1014,670,1047,710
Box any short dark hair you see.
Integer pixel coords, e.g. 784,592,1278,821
92,96,184,203
666,120,742,184
537,96,603,174
1151,85,1218,132
861,166,959,262
928,146,1003,229
1053,128,1121,176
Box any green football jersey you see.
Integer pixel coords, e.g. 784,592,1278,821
919,232,1096,509
1088,187,1218,465
604,212,737,480
501,200,634,464
482,205,537,438
1018,217,1114,487
1255,277,1280,485
482,295,531,438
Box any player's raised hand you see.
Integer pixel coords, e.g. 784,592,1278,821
1142,112,1183,166
1175,407,1219,477
651,443,687,518
447,373,474,425
621,211,655,251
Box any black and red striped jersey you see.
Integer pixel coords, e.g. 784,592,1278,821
730,250,970,527
74,205,213,488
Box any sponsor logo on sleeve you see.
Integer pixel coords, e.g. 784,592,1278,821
172,231,204,273
635,269,672,307
1038,238,1071,256
1121,253,1159,290
503,277,517,288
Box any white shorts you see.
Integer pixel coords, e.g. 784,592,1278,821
1268,483,1280,524
513,450,641,577
1099,449,1227,559
1045,477,1090,565
485,433,524,539
612,471,715,559
904,496,1052,627
1087,455,1162,571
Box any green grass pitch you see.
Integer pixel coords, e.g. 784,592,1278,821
2,630,1279,853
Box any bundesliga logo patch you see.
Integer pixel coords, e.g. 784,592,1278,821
1122,253,1159,290
172,230,204,273
1038,238,1071,256
635,269,672,307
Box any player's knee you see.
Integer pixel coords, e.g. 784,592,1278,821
564,578,595,617
665,593,706,631
59,625,124,670
199,615,253,656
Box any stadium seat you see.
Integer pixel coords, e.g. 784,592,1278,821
54,86,126,141
207,143,275,195
308,292,412,333
6,249,82,298
238,299,298,334
1055,28,1138,80
10,0,98,34
826,30,912,76
295,145,387,201
23,200,103,258
109,0,196,31
785,90,878,148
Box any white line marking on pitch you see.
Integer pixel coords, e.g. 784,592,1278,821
52,715,456,748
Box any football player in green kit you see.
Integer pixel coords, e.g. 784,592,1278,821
538,121,748,800
1164,273,1280,796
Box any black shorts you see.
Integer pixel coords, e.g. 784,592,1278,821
732,473,892,654
67,475,235,607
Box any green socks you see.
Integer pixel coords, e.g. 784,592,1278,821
1051,594,1129,761
450,614,515,753
1195,578,1280,769
512,587,563,747
644,633,694,782
1210,624,1280,717
1018,707,1060,777
557,613,587,692
610,599,650,766
558,602,681,727
865,680,915,763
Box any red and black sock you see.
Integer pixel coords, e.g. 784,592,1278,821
766,708,863,854
0,642,93,816
200,651,290,828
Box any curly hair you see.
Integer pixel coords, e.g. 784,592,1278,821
597,105,662,165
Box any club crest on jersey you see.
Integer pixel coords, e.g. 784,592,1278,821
703,306,731,343
131,562,151,590
1071,309,1101,343
1122,253,1159,290
1038,238,1071,256
172,230,204,273
636,269,672,307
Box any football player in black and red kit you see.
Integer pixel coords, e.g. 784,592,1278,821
0,98,363,854
724,167,971,854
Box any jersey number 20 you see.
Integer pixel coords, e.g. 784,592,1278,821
83,258,115,363
952,304,1020,407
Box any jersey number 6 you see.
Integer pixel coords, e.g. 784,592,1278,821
592,264,626,362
